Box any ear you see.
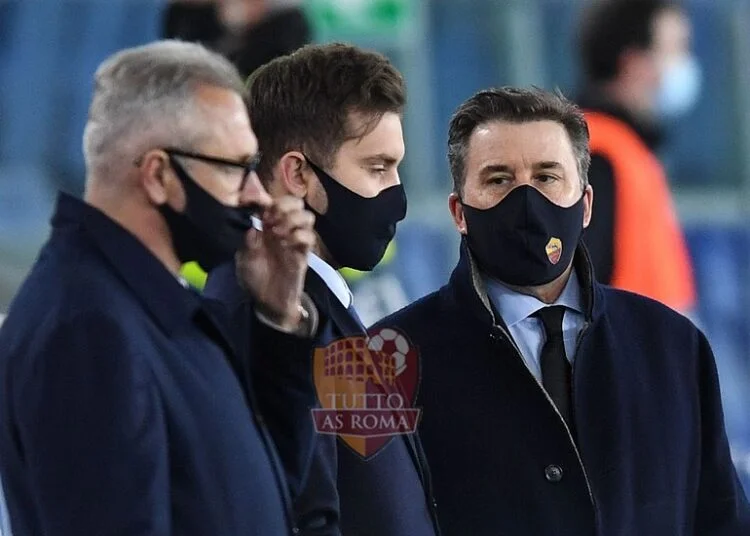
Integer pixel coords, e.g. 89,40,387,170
448,192,468,235
140,150,184,210
582,183,594,228
277,151,311,199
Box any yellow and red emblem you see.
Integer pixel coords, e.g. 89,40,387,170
545,237,563,265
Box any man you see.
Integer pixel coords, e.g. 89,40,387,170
205,44,439,536
577,0,697,313
372,87,750,535
0,40,320,535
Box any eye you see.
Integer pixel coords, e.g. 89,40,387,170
488,176,511,185
536,174,558,183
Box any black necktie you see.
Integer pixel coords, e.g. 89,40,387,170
534,306,574,431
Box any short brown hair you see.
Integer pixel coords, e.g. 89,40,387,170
246,43,406,180
447,87,591,195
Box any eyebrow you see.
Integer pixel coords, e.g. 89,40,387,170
479,164,513,176
361,153,401,165
480,161,563,176
535,161,563,170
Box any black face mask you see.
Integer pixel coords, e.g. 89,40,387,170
462,185,585,286
305,158,407,271
159,157,258,272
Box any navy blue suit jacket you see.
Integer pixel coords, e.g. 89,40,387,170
206,263,440,536
372,241,750,536
0,194,317,535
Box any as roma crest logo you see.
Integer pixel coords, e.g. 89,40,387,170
311,328,421,459
545,237,563,265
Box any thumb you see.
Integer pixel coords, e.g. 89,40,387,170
244,228,263,254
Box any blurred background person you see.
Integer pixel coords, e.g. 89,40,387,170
577,0,698,315
163,0,311,79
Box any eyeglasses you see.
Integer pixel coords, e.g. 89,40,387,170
164,147,261,192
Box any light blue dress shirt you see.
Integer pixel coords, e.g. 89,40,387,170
0,471,11,536
484,271,586,383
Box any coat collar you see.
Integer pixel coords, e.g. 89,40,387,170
446,238,605,329
304,268,366,336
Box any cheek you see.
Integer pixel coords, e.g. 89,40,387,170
204,176,237,205
470,187,508,210
336,165,381,198
548,181,580,208
307,178,329,214
165,174,187,211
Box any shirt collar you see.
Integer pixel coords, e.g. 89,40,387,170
484,269,584,329
307,252,352,309
51,193,202,335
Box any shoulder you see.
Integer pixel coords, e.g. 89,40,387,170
1,234,142,364
599,285,701,347
370,288,446,334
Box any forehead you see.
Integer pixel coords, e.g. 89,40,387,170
193,84,256,154
465,119,577,170
652,9,690,52
337,111,405,161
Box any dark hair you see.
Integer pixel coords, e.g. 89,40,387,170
579,0,679,83
448,87,591,195
246,42,405,180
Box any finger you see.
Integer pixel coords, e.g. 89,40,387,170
286,228,317,253
268,209,315,238
243,227,263,253
263,196,305,227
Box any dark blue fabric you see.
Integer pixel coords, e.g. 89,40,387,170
372,242,750,536
0,193,314,536
206,263,439,536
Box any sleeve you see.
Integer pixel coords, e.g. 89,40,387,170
582,154,616,285
291,435,341,536
248,308,321,500
693,330,750,534
13,314,170,536
205,264,340,531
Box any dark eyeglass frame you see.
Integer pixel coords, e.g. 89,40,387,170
164,147,261,192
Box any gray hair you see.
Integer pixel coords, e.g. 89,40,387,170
83,40,245,177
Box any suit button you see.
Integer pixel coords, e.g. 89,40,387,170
545,464,563,483
292,527,300,535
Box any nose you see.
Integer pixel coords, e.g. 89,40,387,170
381,169,401,191
240,170,272,210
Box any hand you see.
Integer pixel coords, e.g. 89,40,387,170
236,196,316,331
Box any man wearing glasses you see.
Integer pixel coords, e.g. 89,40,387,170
0,40,320,535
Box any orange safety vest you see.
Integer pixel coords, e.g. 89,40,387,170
584,110,696,312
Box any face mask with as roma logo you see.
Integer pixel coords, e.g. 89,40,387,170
461,185,585,286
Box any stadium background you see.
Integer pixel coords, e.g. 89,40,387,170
0,0,749,493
